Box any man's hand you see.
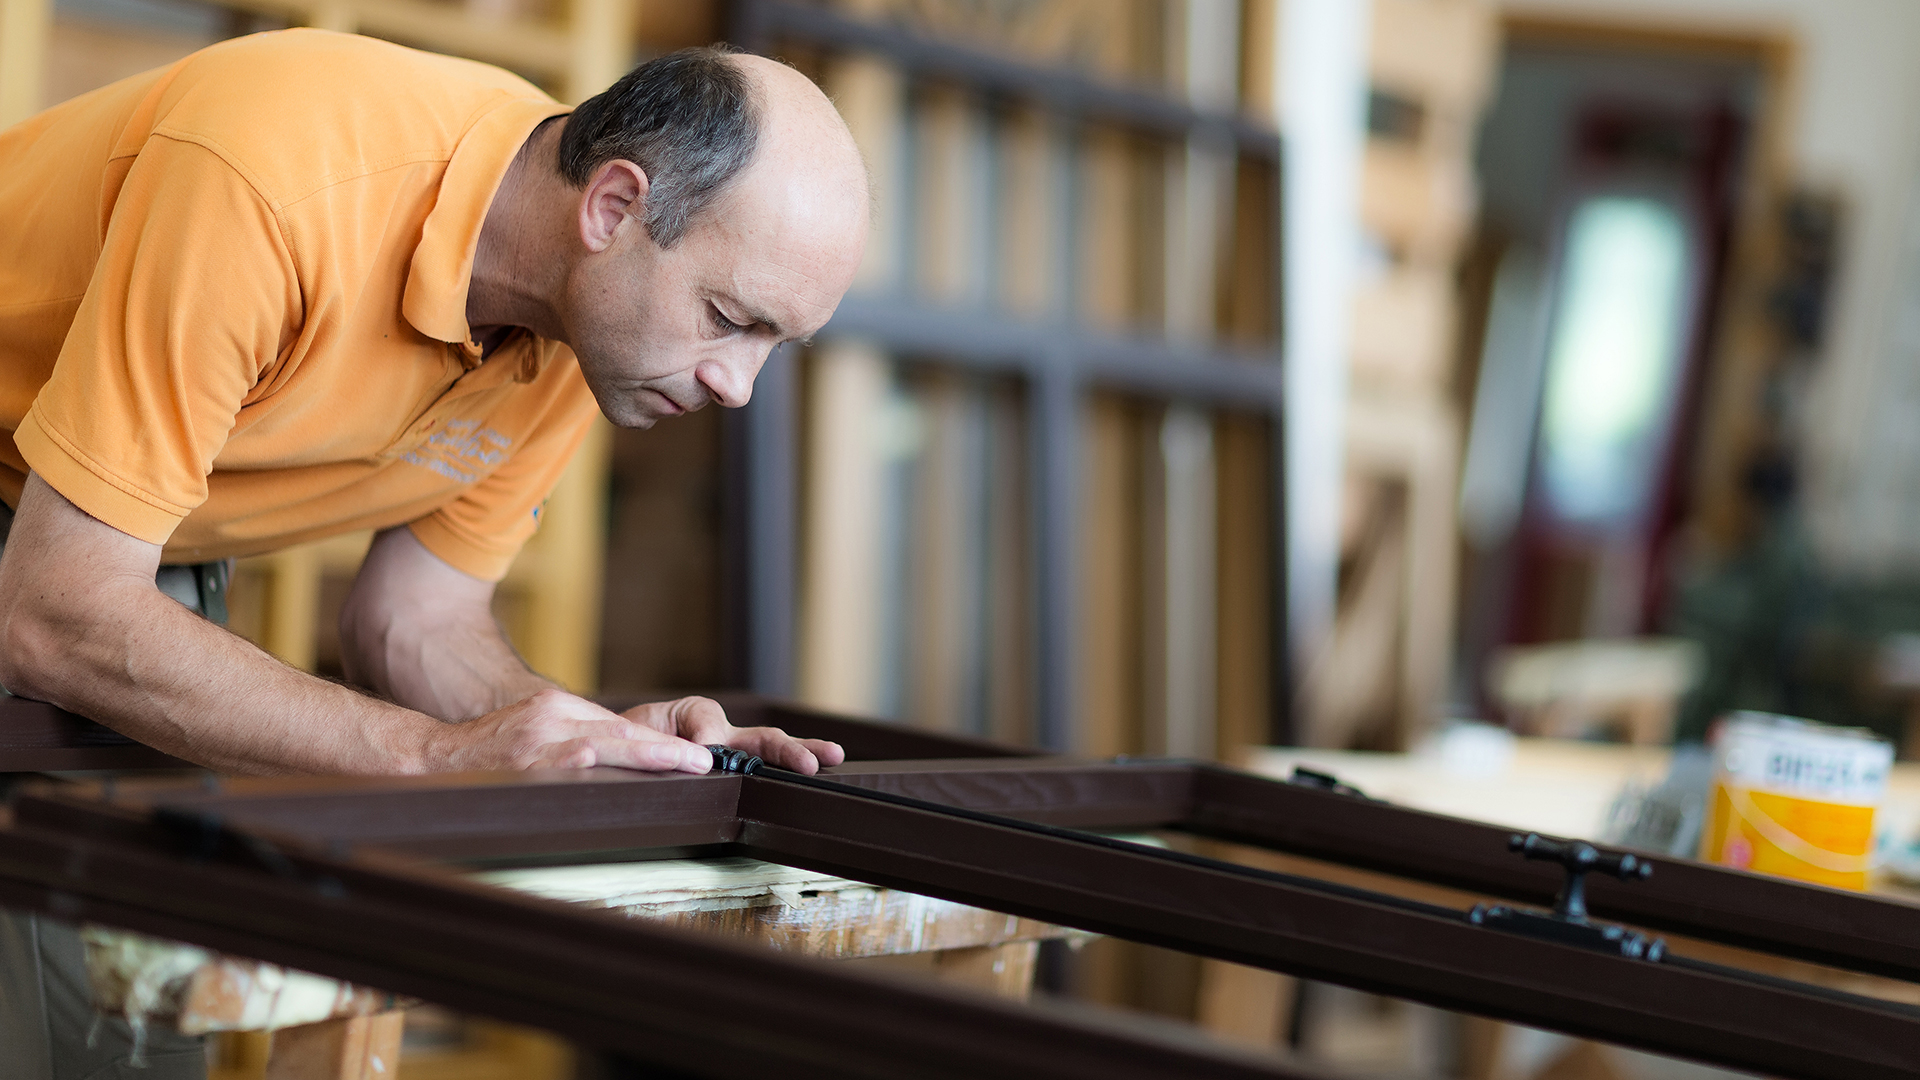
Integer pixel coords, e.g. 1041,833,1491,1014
622,696,845,775
425,688,717,772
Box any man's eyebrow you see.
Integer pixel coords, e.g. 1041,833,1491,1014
738,304,806,344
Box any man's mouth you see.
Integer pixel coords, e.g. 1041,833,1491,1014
647,388,687,416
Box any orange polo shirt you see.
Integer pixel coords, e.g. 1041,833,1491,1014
0,29,598,580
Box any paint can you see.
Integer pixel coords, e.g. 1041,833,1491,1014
1699,711,1892,891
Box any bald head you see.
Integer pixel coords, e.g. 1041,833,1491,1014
531,48,869,430
556,47,866,260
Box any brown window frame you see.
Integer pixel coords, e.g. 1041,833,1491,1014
3,694,1918,1079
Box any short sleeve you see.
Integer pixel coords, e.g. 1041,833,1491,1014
16,134,296,543
407,353,599,581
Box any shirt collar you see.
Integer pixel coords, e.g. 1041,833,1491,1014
403,97,571,365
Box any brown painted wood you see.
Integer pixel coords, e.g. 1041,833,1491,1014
729,775,1920,1079
0,698,191,771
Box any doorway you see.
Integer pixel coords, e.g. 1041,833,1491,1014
1454,25,1766,718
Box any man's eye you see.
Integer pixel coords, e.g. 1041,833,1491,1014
710,305,747,333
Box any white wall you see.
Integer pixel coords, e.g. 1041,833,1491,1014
1505,0,1920,575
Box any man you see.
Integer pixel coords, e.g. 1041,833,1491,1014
0,29,868,1078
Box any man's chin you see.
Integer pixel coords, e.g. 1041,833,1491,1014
603,407,660,430
583,384,664,429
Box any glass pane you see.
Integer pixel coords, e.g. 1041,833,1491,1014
1537,196,1690,526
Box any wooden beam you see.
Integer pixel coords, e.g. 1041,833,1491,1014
511,420,611,693
0,0,50,128
560,0,636,104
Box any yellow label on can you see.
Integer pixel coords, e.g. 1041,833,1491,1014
1700,712,1891,890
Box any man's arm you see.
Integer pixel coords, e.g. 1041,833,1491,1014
0,474,718,776
339,525,554,721
340,524,846,773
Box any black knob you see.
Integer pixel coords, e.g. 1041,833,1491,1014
707,745,763,775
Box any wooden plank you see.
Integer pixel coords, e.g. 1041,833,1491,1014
1369,0,1499,112
1195,959,1294,1049
791,42,906,718
1079,127,1145,330
1138,403,1169,754
931,940,1040,1000
1161,0,1239,343
1349,265,1456,391
982,382,1031,745
1359,141,1475,262
560,0,636,104
263,1011,404,1080
1306,473,1407,748
904,371,985,734
258,545,323,672
823,52,906,291
509,419,610,693
1239,0,1279,122
1223,158,1280,346
915,83,983,304
1077,396,1142,757
998,105,1057,316
794,341,892,715
1214,413,1272,760
0,0,49,128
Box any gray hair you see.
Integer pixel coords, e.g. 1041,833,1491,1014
556,46,761,248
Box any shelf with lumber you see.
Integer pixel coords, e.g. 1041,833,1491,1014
746,0,1285,772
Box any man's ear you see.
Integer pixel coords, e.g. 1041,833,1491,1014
578,160,650,253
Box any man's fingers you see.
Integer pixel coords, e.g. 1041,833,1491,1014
563,736,713,774
671,696,734,743
613,696,846,774
619,695,729,740
723,728,845,775
802,738,847,768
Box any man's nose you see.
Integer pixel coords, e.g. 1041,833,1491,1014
696,346,767,409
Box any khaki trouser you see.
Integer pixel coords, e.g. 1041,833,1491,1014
1,505,222,1079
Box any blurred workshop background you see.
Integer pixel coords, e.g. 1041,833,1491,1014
10,0,1920,1077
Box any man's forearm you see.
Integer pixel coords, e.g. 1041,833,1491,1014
2,578,443,775
0,476,719,777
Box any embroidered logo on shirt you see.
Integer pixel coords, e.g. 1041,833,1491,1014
401,419,512,483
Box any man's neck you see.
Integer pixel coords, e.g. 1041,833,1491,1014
467,118,570,344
